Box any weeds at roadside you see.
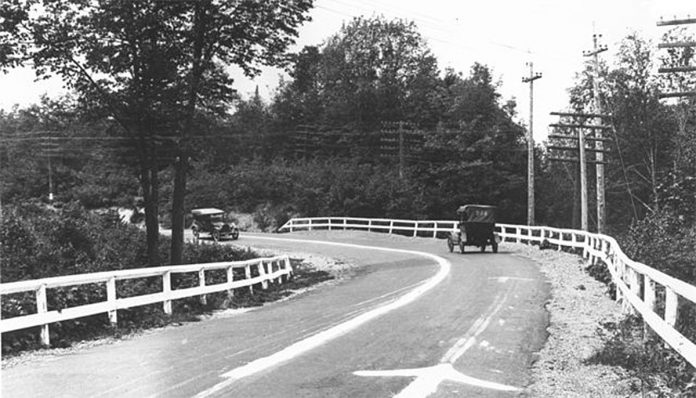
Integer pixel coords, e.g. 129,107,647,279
586,309,696,397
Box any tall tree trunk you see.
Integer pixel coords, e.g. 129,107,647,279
141,162,161,266
170,1,208,265
170,154,187,265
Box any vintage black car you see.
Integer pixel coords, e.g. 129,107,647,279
190,208,240,242
447,204,500,253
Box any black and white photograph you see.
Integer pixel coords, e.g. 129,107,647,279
1,0,695,396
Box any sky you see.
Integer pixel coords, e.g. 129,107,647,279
0,0,694,141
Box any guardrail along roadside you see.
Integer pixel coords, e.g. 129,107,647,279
1,255,293,347
279,217,696,369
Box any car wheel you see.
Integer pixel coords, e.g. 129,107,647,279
212,230,220,242
232,230,240,240
447,239,454,253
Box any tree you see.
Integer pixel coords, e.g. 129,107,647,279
416,65,527,221
2,0,314,265
272,16,442,131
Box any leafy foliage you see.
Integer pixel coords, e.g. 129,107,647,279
0,202,308,355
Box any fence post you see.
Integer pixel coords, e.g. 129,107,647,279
665,287,680,349
368,219,372,232
284,256,293,281
389,220,394,234
163,271,172,315
226,266,234,300
107,276,118,326
413,221,418,237
644,275,656,336
556,231,562,251
628,268,640,315
199,268,207,305
591,238,598,265
328,219,332,231
665,287,679,327
581,234,586,258
259,260,269,289
245,265,253,294
272,260,279,283
616,260,627,311
516,227,520,243
343,218,347,231
433,222,438,238
37,284,50,347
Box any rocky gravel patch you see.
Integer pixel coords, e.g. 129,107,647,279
510,243,641,397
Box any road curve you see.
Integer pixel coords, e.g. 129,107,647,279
1,231,549,398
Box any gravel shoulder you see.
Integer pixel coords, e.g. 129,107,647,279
510,243,640,397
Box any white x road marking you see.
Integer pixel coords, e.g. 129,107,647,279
354,283,520,397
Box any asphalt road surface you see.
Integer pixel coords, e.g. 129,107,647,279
2,231,550,397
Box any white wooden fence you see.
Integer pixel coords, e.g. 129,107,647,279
0,255,293,347
279,217,696,368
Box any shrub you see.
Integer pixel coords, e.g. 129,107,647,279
587,316,696,397
0,203,271,356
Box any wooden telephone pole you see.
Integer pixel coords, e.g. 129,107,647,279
522,62,542,226
549,112,611,232
583,34,608,233
657,16,696,98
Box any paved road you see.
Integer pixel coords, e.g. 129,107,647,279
2,231,549,397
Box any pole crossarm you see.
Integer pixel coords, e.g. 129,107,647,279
547,146,611,153
549,123,611,130
658,41,696,48
657,17,696,26
550,111,611,119
547,134,612,142
658,66,696,73
548,157,610,165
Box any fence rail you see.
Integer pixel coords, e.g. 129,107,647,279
0,255,293,347
279,217,696,368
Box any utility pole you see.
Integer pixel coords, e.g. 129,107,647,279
522,62,542,226
549,112,612,232
583,33,608,233
656,16,696,171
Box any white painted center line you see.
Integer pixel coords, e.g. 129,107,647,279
193,236,451,398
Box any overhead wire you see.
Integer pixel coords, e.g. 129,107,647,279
320,0,577,62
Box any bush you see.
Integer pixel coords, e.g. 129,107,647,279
587,316,696,397
0,203,272,356
598,209,696,395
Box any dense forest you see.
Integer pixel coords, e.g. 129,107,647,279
1,17,694,234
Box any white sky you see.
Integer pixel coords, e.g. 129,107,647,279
1,0,694,140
